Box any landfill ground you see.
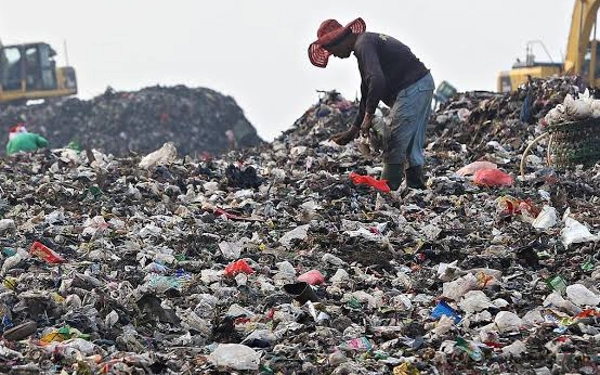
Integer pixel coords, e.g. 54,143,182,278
0,78,599,374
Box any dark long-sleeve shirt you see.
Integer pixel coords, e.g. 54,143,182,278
352,32,429,127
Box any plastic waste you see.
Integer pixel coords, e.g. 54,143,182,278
431,314,455,336
349,172,391,193
338,337,373,352
431,301,462,324
565,284,600,306
56,338,97,356
0,219,16,234
29,241,65,264
442,273,478,300
0,76,598,374
329,269,350,284
279,224,310,247
218,241,244,260
494,311,522,333
532,205,558,230
458,290,495,313
454,337,483,361
139,142,177,169
496,195,538,218
563,92,592,119
456,161,498,177
546,275,568,294
223,260,254,277
208,343,260,371
297,270,325,285
437,261,461,282
1,251,27,274
501,339,526,358
473,168,514,187
561,217,598,247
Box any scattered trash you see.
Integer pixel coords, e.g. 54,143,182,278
0,79,597,373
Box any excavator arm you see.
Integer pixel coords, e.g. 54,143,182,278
497,0,600,92
564,0,600,74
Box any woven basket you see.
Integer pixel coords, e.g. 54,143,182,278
547,118,600,169
520,117,600,176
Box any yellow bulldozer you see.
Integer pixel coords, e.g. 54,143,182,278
498,0,600,92
0,41,77,105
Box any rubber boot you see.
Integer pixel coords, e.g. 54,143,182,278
405,165,426,189
381,163,404,191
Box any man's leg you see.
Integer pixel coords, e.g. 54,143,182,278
405,74,435,188
381,163,404,191
383,77,429,190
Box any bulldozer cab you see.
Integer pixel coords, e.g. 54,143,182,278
0,42,77,104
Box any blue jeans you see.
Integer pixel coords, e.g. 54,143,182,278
383,73,434,167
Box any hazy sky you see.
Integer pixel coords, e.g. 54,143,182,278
0,1,575,141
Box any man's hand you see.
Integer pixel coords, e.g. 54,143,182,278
360,113,374,138
330,127,359,145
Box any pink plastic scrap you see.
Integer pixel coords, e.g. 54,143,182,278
456,161,498,177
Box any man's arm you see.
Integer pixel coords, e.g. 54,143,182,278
355,42,385,117
352,82,367,129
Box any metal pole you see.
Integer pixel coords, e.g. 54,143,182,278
63,39,70,66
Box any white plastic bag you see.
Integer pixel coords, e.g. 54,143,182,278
566,284,600,306
494,311,522,333
561,217,598,247
139,142,177,169
209,344,260,371
564,93,592,119
532,206,558,230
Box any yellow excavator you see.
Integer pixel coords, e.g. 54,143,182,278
498,0,600,92
0,41,77,105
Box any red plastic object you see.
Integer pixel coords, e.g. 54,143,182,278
349,172,391,193
297,270,325,285
224,259,254,277
497,196,540,218
473,168,514,187
29,241,65,264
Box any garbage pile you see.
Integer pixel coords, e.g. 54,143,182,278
0,78,599,374
0,85,263,157
428,76,582,159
